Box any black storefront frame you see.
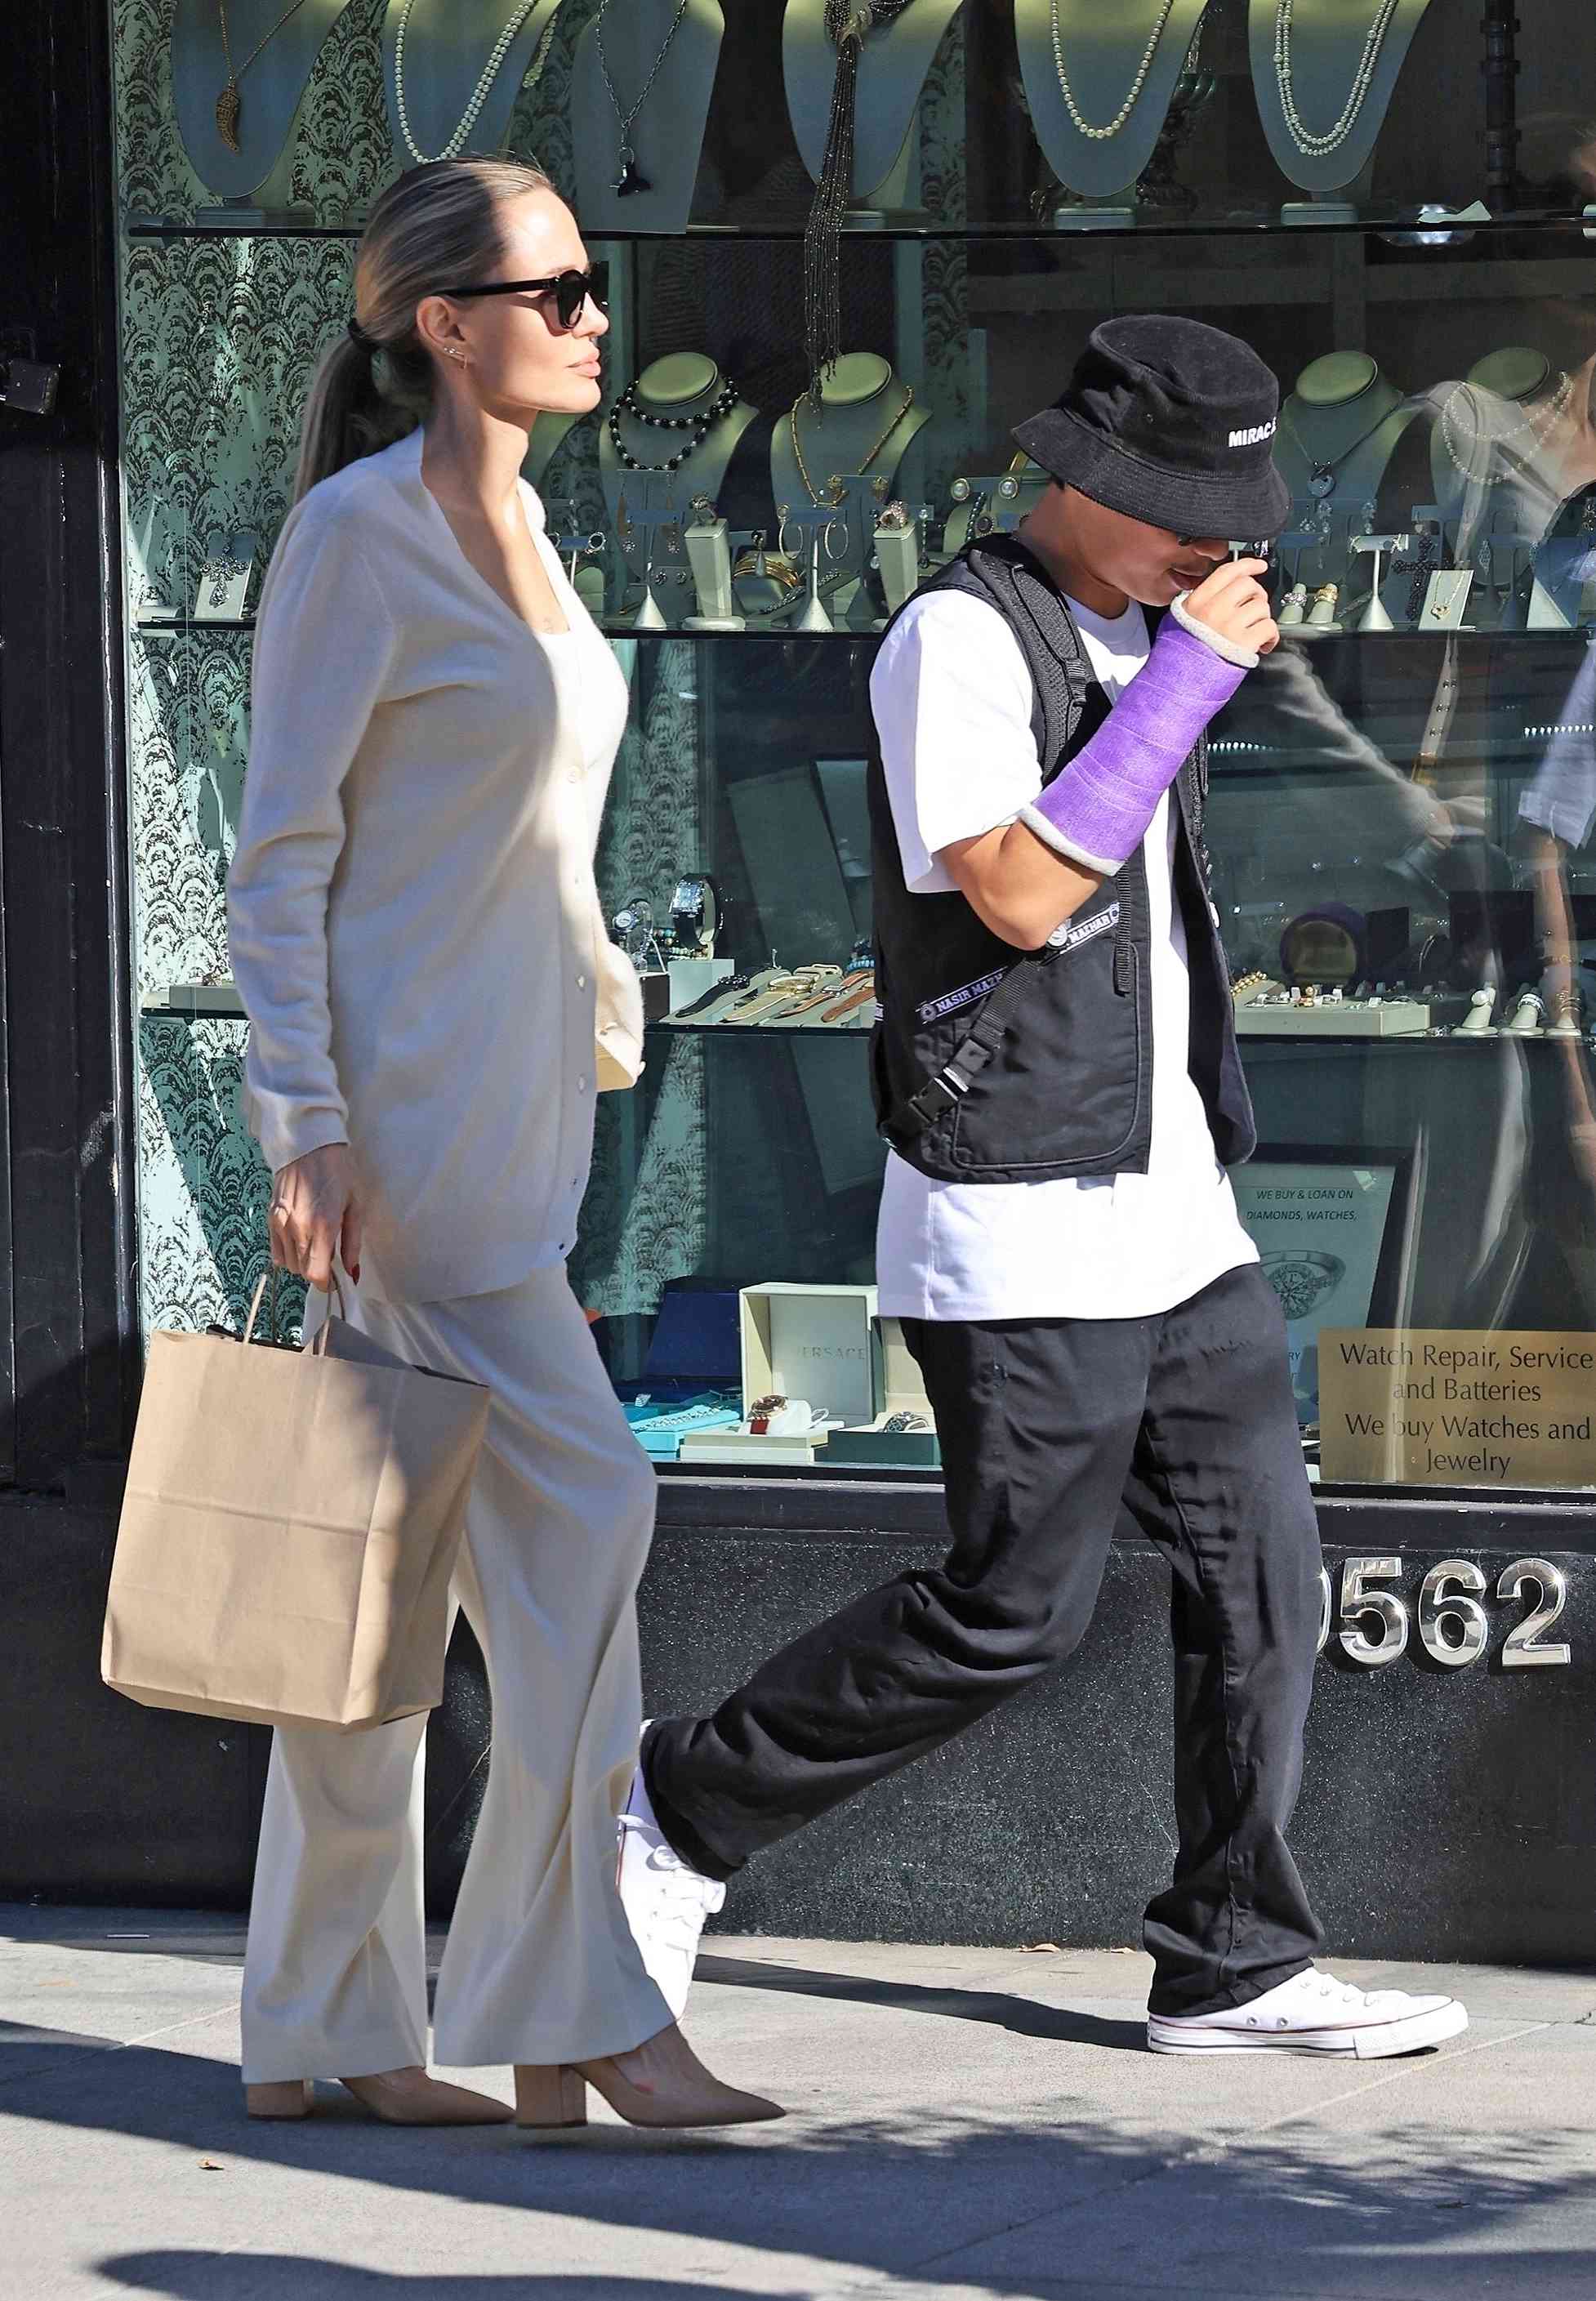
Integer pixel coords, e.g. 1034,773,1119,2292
2,0,1594,1968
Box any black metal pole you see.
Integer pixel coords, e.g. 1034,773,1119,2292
1481,1,1521,212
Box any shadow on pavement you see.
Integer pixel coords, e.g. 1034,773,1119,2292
102,2268,770,2301
695,1953,1148,2052
0,2017,1590,2299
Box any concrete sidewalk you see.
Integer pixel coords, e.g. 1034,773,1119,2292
2,1907,1594,2300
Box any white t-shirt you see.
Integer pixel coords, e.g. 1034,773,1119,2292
872,587,1257,1323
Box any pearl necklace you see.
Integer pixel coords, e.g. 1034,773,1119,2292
1048,0,1179,140
1273,0,1402,158
607,377,741,475
1440,372,1575,488
393,0,547,166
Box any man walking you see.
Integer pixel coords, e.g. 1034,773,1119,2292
622,318,1466,2058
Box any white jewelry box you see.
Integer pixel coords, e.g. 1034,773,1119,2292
739,1282,883,1430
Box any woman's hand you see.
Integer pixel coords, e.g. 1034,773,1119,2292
269,1142,363,1291
1184,555,1280,656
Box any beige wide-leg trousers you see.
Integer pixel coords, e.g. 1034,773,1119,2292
240,1267,671,2082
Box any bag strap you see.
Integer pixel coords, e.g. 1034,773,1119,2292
243,1265,347,1358
887,536,1094,1144
892,944,1063,1140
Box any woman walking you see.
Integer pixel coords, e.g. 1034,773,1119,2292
227,158,778,2133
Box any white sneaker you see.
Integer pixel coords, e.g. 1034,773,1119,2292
616,1750,726,2020
1148,1967,1468,2058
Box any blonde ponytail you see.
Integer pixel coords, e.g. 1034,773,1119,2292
292,156,559,502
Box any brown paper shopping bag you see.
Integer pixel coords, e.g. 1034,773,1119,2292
102,1273,489,1732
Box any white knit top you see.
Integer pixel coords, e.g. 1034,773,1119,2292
227,425,635,1304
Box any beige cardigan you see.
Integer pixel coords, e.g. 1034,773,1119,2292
228,426,640,1304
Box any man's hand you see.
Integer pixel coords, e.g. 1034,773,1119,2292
269,1142,363,1291
1183,555,1279,657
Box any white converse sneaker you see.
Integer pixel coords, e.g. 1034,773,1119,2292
1148,1967,1468,2058
616,1751,726,2020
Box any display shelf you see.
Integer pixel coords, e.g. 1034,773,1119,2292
644,1020,872,1039
128,614,1596,649
122,210,1596,246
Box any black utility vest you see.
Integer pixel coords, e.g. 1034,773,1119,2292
867,534,1255,1183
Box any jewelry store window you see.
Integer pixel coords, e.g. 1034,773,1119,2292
114,1,1596,1495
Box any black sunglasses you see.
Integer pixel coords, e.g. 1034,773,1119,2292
435,262,609,331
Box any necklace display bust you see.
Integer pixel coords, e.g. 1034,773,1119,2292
769,352,930,515
571,0,724,236
1275,351,1418,591
1430,350,1596,549
1014,0,1210,205
1250,0,1435,198
172,0,354,201
783,0,966,212
381,0,564,172
598,353,759,618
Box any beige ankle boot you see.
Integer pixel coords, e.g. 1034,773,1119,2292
515,2022,783,2131
245,2067,510,2125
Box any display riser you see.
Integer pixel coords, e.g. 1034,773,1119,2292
7,1486,1594,1966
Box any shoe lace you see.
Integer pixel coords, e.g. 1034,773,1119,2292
1310,1972,1368,2007
619,1815,725,1927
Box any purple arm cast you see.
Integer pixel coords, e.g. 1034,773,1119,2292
1019,597,1256,876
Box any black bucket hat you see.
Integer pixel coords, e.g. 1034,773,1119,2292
1013,315,1291,540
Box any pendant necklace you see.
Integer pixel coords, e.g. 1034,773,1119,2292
1278,399,1396,504
608,375,741,475
1049,0,1179,140
1273,0,1403,158
790,381,915,506
215,0,311,152
393,0,557,167
593,0,693,197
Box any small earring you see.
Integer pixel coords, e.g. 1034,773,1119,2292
449,347,469,366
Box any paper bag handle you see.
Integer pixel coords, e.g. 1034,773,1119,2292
243,1265,348,1356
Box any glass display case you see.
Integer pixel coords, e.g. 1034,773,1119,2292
113,0,1596,1496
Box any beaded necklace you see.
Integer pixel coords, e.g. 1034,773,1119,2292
1439,374,1575,488
803,1,916,398
1048,0,1179,141
788,381,915,506
393,0,556,166
607,377,741,475
1273,0,1402,158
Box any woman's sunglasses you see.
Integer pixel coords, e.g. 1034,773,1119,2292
435,262,609,331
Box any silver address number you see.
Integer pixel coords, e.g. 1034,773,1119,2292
1316,1557,1572,1670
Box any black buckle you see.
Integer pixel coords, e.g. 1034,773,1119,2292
905,1070,967,1130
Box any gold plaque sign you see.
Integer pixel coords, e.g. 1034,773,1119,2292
1320,1330,1596,1489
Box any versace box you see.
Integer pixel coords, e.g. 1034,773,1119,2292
740,1283,883,1429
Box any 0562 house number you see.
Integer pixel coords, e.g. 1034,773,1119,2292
1317,1557,1572,1670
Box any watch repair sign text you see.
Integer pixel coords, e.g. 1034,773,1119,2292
1320,1329,1596,1487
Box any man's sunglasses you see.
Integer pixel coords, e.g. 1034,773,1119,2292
435,263,609,331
